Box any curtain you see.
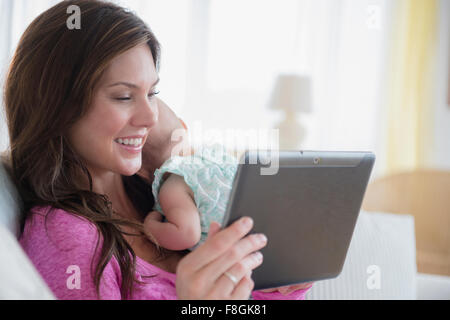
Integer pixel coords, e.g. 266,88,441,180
190,0,391,178
382,0,438,175
0,0,14,153
0,0,60,152
1,0,394,180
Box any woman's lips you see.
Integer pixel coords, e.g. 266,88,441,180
116,135,145,140
114,136,146,155
115,141,143,154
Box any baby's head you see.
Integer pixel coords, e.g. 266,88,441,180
142,98,191,170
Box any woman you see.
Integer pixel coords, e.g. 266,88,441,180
3,0,312,299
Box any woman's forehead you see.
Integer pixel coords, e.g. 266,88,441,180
101,44,157,87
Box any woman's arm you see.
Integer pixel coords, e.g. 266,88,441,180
143,174,201,250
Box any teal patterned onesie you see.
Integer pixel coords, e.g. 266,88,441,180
152,144,239,250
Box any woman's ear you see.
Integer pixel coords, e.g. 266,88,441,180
179,118,188,131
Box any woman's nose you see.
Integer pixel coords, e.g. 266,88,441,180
133,97,159,128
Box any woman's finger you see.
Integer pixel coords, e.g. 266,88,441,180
229,274,255,300
180,217,254,272
206,221,222,240
212,251,263,295
201,233,267,283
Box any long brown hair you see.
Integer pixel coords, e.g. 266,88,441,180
3,0,162,299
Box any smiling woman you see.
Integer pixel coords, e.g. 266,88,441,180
3,0,163,299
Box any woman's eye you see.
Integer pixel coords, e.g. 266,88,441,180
116,97,131,101
114,91,159,102
148,90,160,99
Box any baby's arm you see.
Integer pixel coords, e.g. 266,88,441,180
143,174,201,251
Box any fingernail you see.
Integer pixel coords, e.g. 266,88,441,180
253,251,263,261
258,233,267,244
241,217,253,228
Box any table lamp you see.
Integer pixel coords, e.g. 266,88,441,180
268,74,312,150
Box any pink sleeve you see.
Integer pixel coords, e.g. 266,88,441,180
251,284,313,300
19,208,122,300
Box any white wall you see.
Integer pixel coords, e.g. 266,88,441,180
429,0,450,170
0,0,13,153
1,0,448,170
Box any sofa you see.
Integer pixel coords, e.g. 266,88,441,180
1,160,449,300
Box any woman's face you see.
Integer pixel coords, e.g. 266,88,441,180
68,44,159,178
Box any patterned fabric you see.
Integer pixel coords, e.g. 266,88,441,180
152,144,239,249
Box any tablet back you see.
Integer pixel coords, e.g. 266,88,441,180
222,150,375,290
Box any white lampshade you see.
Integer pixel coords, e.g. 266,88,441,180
268,74,312,113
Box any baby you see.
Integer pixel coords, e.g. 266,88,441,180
142,100,239,251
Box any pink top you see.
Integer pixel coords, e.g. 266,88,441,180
19,206,311,300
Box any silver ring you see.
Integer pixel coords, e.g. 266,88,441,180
224,271,238,285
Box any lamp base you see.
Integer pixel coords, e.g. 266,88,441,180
274,111,306,150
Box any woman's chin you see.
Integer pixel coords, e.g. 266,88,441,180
117,161,141,176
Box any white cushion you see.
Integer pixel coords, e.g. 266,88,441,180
416,273,450,300
0,161,21,237
0,161,54,299
306,211,417,299
0,223,55,299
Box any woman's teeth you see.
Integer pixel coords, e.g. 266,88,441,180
116,138,143,147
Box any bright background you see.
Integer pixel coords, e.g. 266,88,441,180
0,0,449,180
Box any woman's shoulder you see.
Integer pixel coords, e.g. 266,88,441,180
20,205,100,253
19,206,122,300
27,205,97,234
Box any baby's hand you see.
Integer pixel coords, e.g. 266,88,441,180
145,210,164,223
143,210,166,245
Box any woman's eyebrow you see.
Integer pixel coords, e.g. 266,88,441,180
107,78,160,89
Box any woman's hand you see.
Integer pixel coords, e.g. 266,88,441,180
259,282,314,295
175,217,267,299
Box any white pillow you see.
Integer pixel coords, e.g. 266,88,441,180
416,273,450,300
0,223,55,299
0,161,52,299
306,211,417,300
0,162,21,237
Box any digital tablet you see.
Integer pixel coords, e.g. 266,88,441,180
221,150,375,290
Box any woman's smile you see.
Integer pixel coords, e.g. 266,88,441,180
114,135,146,155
